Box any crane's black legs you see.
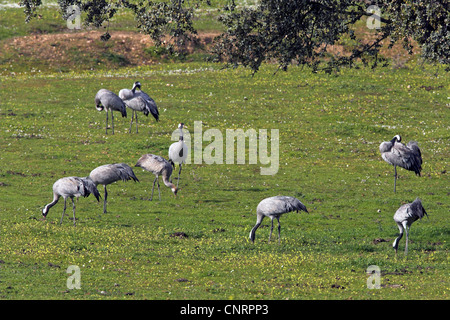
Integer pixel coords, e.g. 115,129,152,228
111,110,114,134
150,176,161,201
150,176,157,201
60,197,76,226
268,217,281,244
394,165,397,193
177,164,182,188
268,219,274,243
277,218,281,244
129,110,138,133
135,111,138,133
405,226,410,255
103,185,108,214
60,198,67,225
157,178,161,200
72,198,76,226
105,110,108,134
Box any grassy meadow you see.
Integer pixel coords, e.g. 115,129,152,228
0,2,449,301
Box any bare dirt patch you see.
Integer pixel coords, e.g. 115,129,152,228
1,30,219,73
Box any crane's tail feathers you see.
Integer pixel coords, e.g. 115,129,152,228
151,110,159,121
81,178,101,202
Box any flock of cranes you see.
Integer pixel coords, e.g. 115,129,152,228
43,80,428,256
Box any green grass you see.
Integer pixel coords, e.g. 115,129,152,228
0,1,449,300
0,61,448,300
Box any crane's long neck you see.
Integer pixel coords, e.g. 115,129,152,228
392,227,404,253
249,214,264,243
43,193,60,217
179,127,184,141
162,174,176,189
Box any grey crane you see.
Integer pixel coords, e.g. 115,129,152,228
249,196,308,243
87,163,139,214
119,81,159,133
393,197,428,255
135,154,177,201
95,89,127,134
168,123,188,188
379,134,422,192
42,176,100,226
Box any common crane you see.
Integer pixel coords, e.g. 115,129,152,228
135,154,177,201
119,81,159,133
379,135,422,192
249,196,308,243
95,89,127,134
393,197,428,256
168,123,188,188
42,176,100,226
88,163,139,214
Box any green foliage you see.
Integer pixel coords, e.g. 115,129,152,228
17,0,449,73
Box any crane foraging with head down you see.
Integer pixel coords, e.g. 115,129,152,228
119,81,159,133
393,197,428,256
135,154,177,201
42,176,100,226
379,134,422,193
87,163,139,214
95,89,127,134
249,196,308,243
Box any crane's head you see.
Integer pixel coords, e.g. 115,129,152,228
95,97,104,112
42,206,49,218
389,134,401,144
178,123,186,129
171,186,178,196
134,81,142,90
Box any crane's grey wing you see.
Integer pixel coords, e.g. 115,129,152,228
136,91,159,121
54,177,82,196
123,96,148,113
406,141,422,174
393,142,421,175
258,196,308,215
95,89,127,117
383,142,421,175
279,196,308,213
410,198,427,220
393,203,410,223
80,177,101,201
114,163,139,182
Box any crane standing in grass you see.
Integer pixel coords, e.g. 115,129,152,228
249,196,308,243
119,81,159,133
42,176,100,226
393,197,428,256
87,163,139,214
135,154,177,201
379,134,422,192
95,89,127,134
169,123,188,188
